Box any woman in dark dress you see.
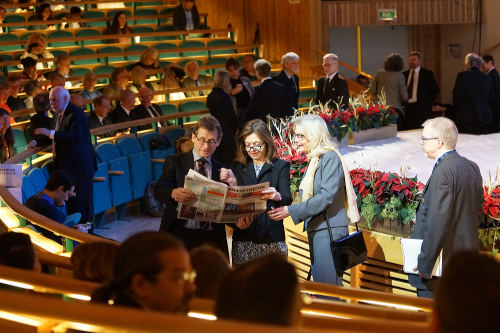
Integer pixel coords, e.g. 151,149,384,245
206,71,238,167
225,119,292,267
30,93,52,147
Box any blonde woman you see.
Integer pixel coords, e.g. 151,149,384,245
268,114,359,285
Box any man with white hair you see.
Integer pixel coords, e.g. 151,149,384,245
315,53,350,110
34,86,98,230
408,117,483,298
452,53,496,134
180,60,213,97
274,52,300,109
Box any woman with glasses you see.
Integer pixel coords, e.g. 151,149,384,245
268,114,359,285
223,119,292,267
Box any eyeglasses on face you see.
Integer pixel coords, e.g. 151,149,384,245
420,136,439,144
245,143,264,152
173,270,197,285
195,135,216,147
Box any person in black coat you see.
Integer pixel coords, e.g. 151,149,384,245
223,119,292,267
207,71,238,167
34,87,98,226
30,93,52,147
315,53,350,110
273,52,300,110
452,53,496,134
403,51,440,130
88,95,114,138
131,87,166,131
173,0,200,31
245,59,292,123
482,54,500,130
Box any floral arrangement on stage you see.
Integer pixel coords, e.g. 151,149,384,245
349,167,424,234
480,172,500,254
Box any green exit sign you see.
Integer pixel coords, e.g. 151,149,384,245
378,9,397,21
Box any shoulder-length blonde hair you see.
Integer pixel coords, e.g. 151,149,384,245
213,71,232,95
235,119,276,165
293,114,336,158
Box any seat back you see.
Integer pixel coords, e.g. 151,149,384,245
82,11,107,27
154,43,180,59
178,101,208,123
132,26,157,42
93,162,112,215
134,8,157,25
97,46,124,64
165,128,186,147
180,40,208,57
21,176,37,204
0,34,22,51
95,143,121,162
116,137,143,156
27,168,47,193
48,30,75,47
159,103,178,126
12,129,28,154
206,57,228,75
207,39,236,56
70,48,97,65
125,45,148,61
75,29,102,46
139,133,156,151
156,25,179,40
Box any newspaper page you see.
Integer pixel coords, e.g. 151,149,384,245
177,169,269,223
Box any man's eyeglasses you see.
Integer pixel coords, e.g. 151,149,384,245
293,134,305,140
195,136,216,147
420,136,439,144
245,143,264,152
172,270,197,286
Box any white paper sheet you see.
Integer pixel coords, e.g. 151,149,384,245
401,238,442,277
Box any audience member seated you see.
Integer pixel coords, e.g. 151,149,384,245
30,93,52,146
173,0,201,31
105,11,132,44
25,169,86,239
63,6,82,29
80,72,102,102
102,68,130,104
0,108,14,162
19,57,43,83
0,232,41,272
6,74,26,112
89,95,114,138
130,47,159,71
29,3,55,30
110,89,135,126
180,60,213,97
43,54,74,89
161,64,186,101
129,66,154,98
190,245,231,300
431,251,500,333
23,80,42,109
0,83,12,114
71,242,119,283
70,93,84,109
356,74,370,89
226,57,254,117
131,87,165,130
240,54,257,81
19,33,54,70
91,232,196,313
48,72,66,90
215,254,301,326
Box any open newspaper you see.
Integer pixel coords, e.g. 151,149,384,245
177,169,269,223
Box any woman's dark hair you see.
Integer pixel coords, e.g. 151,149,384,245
0,232,36,270
108,11,131,34
225,57,240,70
24,80,40,96
235,119,276,165
27,43,40,54
383,53,404,72
21,56,37,69
33,92,50,114
190,245,231,300
34,3,52,20
71,242,119,283
215,253,299,326
91,232,184,308
0,108,14,148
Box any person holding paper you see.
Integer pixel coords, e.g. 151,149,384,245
268,114,360,285
220,119,292,267
408,117,483,297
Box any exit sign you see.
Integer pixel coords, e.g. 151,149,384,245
378,9,397,21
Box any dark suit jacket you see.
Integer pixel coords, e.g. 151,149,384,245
131,103,165,131
30,113,52,146
231,159,292,243
403,67,439,128
488,68,500,126
315,73,350,110
245,78,292,123
179,75,213,97
410,151,482,279
273,70,300,110
452,67,495,133
155,150,227,252
109,105,132,124
53,102,97,181
207,87,237,167
173,4,200,31
88,112,115,138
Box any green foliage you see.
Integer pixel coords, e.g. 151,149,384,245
360,194,381,229
380,196,402,221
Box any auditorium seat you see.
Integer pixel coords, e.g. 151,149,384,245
75,29,103,47
154,42,180,59
0,34,23,51
4,14,26,31
139,133,174,180
125,44,148,61
116,137,152,200
27,168,47,193
180,40,208,57
207,39,236,56
206,57,228,75
70,48,98,66
156,25,179,40
164,127,186,148
21,176,37,204
134,8,157,25
51,49,68,59
178,100,208,123
48,30,75,48
97,46,125,64
93,162,113,227
159,103,179,126
82,11,107,28
12,129,28,154
72,67,91,77
132,26,158,42
93,65,116,83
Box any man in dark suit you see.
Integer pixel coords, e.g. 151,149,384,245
273,52,300,110
409,117,483,298
155,116,228,254
173,0,200,31
109,89,135,125
482,54,500,131
131,87,166,131
180,61,213,97
34,86,98,227
452,53,496,134
245,59,291,123
315,53,350,110
403,51,440,130
88,95,114,138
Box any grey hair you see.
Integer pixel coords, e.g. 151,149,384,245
281,52,300,67
293,114,336,158
323,53,339,63
51,86,70,101
465,53,483,69
213,70,232,94
422,117,458,149
254,59,271,78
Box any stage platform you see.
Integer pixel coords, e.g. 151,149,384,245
339,129,500,184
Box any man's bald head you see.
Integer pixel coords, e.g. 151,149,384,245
138,87,153,107
49,86,70,113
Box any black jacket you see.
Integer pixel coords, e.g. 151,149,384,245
488,68,500,126
245,78,292,123
131,104,165,131
88,112,115,138
30,113,52,146
109,105,132,125
315,74,350,110
273,70,300,110
231,159,292,243
173,4,200,31
403,67,439,129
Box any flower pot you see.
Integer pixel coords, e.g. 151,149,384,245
358,217,413,238
348,124,397,145
335,135,348,148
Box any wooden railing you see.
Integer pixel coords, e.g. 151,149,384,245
0,0,179,10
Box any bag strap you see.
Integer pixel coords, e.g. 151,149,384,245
324,211,334,243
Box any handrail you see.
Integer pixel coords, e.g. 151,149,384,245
315,49,374,80
35,249,73,269
0,0,179,9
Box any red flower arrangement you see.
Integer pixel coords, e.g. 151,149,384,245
480,178,500,254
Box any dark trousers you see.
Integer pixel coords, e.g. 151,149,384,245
170,226,228,256
408,274,439,298
67,176,94,224
405,102,431,130
457,121,497,135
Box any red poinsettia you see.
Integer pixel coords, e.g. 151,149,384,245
483,185,500,218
